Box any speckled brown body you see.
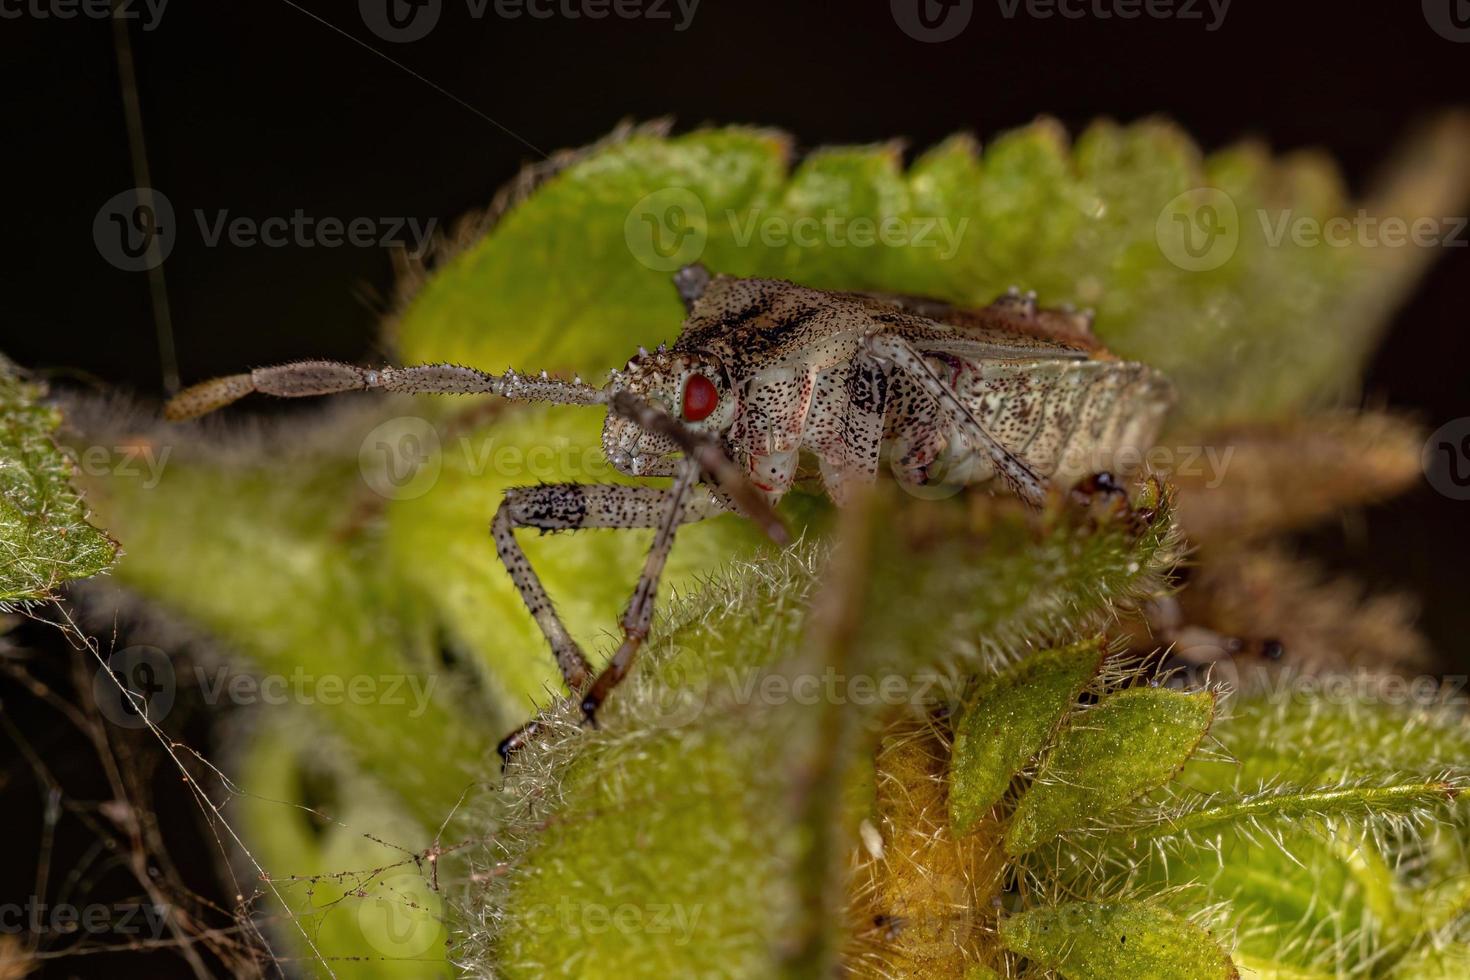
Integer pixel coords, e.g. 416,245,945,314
606,268,1173,506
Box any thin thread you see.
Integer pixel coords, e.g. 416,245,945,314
112,4,180,394
277,0,548,159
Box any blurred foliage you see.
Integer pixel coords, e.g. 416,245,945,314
39,114,1470,977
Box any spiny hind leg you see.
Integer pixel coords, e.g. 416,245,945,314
493,479,727,760
579,457,705,722
863,333,1048,506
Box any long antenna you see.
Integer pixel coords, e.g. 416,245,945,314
112,2,179,394
163,361,608,420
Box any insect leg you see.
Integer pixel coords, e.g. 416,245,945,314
493,480,728,689
493,491,593,695
492,480,727,760
863,333,1048,506
579,457,701,724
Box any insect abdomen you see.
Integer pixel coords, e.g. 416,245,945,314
960,359,1173,486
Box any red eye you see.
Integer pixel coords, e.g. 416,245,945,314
682,373,719,422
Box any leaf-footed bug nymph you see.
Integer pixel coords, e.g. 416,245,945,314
164,264,1174,758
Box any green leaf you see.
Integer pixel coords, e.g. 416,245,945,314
1006,688,1216,854
0,353,117,604
998,901,1237,979
949,637,1105,834
1200,691,1470,791
1073,693,1470,975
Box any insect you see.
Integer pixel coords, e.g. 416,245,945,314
165,263,1173,754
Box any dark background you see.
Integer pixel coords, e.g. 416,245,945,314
3,1,1468,975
